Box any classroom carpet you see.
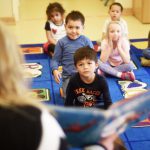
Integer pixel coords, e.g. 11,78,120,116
22,40,150,150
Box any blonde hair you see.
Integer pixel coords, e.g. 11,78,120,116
106,21,123,39
0,21,45,108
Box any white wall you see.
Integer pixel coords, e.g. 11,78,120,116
0,0,20,21
115,0,132,8
12,0,20,21
0,0,13,17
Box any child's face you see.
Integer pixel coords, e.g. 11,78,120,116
49,11,63,25
108,23,122,41
76,58,98,79
109,5,122,21
65,20,84,40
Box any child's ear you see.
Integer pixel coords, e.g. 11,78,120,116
62,14,65,19
74,64,77,68
96,62,99,68
75,66,79,72
65,24,68,30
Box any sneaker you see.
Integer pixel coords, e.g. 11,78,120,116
121,72,135,81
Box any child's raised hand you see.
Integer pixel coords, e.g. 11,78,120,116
108,39,113,54
53,70,61,84
117,37,122,50
99,133,118,150
108,39,113,48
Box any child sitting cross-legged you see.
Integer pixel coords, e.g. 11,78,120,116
98,21,135,81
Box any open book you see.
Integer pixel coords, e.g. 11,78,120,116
49,90,150,147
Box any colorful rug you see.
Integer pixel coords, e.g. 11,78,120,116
21,46,43,54
28,88,50,101
22,62,42,78
22,40,150,150
119,40,150,150
132,114,150,128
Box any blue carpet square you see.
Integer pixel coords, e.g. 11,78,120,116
125,127,150,141
130,141,150,150
31,80,54,105
25,59,51,81
22,43,150,150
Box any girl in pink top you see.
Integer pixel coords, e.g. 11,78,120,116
98,21,135,81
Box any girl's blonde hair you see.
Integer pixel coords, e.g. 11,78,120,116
106,21,123,39
0,21,45,108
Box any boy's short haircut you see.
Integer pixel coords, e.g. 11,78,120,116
74,46,98,66
109,2,123,12
65,11,85,25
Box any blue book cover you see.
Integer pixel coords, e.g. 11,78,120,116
49,90,150,147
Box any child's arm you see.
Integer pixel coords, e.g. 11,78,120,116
117,38,131,63
50,41,63,84
45,30,57,44
101,76,112,109
53,70,61,84
100,40,112,63
45,21,56,44
101,32,106,41
65,78,75,106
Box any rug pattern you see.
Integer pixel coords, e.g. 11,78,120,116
22,42,150,150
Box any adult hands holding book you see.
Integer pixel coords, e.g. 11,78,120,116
49,90,150,149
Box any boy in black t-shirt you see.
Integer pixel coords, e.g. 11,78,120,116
65,46,112,109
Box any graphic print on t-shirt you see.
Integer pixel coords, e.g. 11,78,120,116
74,88,100,107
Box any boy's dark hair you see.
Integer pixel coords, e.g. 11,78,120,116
46,2,65,20
109,2,123,12
65,11,85,25
74,46,97,66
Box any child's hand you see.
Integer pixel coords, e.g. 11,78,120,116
108,39,113,54
108,39,113,49
99,133,118,150
117,37,122,50
53,70,61,84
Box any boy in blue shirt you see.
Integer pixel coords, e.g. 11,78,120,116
51,11,93,98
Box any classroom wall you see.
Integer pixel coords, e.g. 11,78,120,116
115,0,132,8
0,0,133,23
0,0,20,24
0,0,13,17
115,0,133,15
132,0,150,23
12,0,20,21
